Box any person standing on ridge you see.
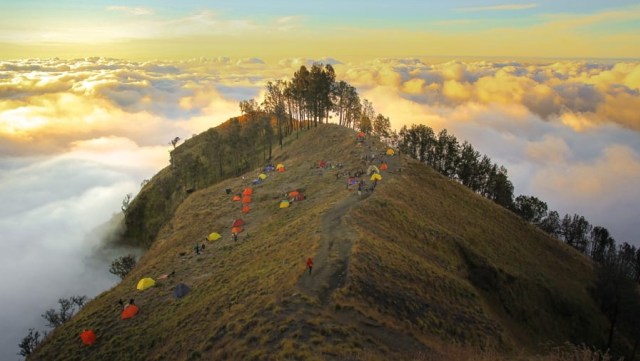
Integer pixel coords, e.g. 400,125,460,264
306,257,314,275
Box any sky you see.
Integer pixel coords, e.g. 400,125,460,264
1,1,640,360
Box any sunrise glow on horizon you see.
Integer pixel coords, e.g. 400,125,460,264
1,1,639,61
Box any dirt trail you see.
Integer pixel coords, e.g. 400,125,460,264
296,193,358,304
296,140,403,305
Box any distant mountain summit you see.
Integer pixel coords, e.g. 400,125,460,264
30,123,609,361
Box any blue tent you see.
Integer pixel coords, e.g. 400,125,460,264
173,283,191,298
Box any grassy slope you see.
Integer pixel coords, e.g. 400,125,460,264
30,125,608,361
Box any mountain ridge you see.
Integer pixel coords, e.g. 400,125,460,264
29,123,610,361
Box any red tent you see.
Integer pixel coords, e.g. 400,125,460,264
242,188,253,196
121,304,139,320
232,195,241,201
232,219,245,227
295,194,305,201
231,226,243,234
289,191,299,197
80,329,96,345
242,205,250,214
242,196,251,204
379,163,388,171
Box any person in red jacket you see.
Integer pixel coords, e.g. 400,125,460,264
306,257,314,275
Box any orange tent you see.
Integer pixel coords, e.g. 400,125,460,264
379,163,388,171
121,304,139,320
278,167,285,173
357,132,365,138
231,226,243,234
289,191,299,197
242,205,250,214
242,188,253,196
232,195,241,201
80,329,96,345
232,218,245,227
242,196,251,204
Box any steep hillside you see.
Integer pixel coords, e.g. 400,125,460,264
30,124,609,361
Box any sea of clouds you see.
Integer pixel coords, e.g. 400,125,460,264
1,57,639,359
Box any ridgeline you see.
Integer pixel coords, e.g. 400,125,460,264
30,123,612,361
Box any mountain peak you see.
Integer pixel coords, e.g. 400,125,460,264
30,123,608,361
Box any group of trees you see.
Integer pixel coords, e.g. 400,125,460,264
19,296,88,357
397,124,515,208
397,123,640,356
168,62,393,192
19,255,134,357
396,124,639,277
239,63,392,148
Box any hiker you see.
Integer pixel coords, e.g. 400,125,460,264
118,299,125,309
306,257,314,275
357,182,362,196
201,243,206,251
232,232,238,242
195,244,200,255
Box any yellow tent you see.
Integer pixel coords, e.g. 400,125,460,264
370,173,382,181
207,232,221,241
136,278,156,291
386,148,395,156
279,200,290,208
276,163,284,170
258,173,267,180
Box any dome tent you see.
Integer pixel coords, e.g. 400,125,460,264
136,278,155,291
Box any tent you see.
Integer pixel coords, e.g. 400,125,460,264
295,193,305,201
289,190,299,197
173,283,191,299
318,160,327,168
386,148,395,156
232,219,245,227
242,196,252,204
279,200,290,208
379,163,388,171
278,167,285,173
367,165,380,174
370,173,382,181
121,304,139,320
258,173,267,180
357,132,365,138
232,195,241,201
231,226,243,234
136,278,155,291
242,205,250,214
276,163,284,170
242,188,253,196
207,232,221,241
80,329,96,346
